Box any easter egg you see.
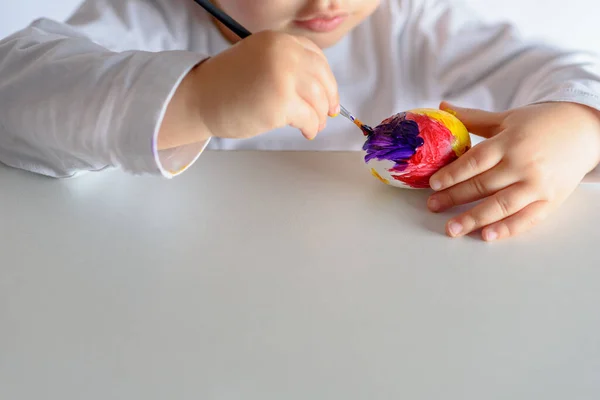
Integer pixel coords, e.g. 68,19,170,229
362,108,471,189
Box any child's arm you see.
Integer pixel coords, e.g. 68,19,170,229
0,0,212,178
0,0,337,178
404,0,600,240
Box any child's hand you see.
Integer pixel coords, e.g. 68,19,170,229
189,31,338,141
427,101,600,241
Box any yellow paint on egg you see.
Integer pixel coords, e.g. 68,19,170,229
370,168,389,184
410,108,471,156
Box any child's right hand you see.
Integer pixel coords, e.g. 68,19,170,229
159,31,340,150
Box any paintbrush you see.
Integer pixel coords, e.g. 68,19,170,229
192,0,374,136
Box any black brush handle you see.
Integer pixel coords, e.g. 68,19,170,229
193,0,251,38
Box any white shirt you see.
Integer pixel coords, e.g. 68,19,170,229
1,0,600,178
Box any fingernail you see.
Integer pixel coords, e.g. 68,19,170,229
329,104,340,117
428,197,440,211
430,180,442,190
485,230,498,241
448,221,463,236
441,102,457,115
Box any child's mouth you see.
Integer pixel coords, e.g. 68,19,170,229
294,14,348,33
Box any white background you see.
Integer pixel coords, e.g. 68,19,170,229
1,0,599,53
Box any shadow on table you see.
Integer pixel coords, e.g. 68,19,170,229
368,183,485,239
264,151,484,239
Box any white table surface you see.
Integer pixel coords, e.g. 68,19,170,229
1,150,600,399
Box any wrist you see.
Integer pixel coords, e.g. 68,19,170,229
556,101,600,169
577,104,600,167
157,60,213,150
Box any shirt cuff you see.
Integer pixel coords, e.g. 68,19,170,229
530,82,600,112
117,50,210,177
155,139,211,177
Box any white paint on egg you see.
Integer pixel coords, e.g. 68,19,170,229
363,156,417,189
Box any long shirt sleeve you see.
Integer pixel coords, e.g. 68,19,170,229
0,0,210,178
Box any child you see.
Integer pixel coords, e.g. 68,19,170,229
1,0,600,242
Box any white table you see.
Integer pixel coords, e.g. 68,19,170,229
2,151,600,399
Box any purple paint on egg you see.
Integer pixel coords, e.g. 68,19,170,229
362,112,424,172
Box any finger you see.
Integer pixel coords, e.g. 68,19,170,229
445,182,537,237
288,98,321,140
302,46,339,116
294,36,339,115
481,200,551,241
429,140,503,191
428,162,517,212
440,101,506,138
297,71,329,130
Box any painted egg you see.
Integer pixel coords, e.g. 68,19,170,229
362,108,471,189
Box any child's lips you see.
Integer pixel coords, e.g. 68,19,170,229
294,14,348,33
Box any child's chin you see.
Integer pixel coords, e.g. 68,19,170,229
316,34,349,49
290,29,351,49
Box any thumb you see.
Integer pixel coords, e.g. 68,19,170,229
440,101,505,139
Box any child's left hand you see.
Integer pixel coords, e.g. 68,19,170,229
427,101,600,241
